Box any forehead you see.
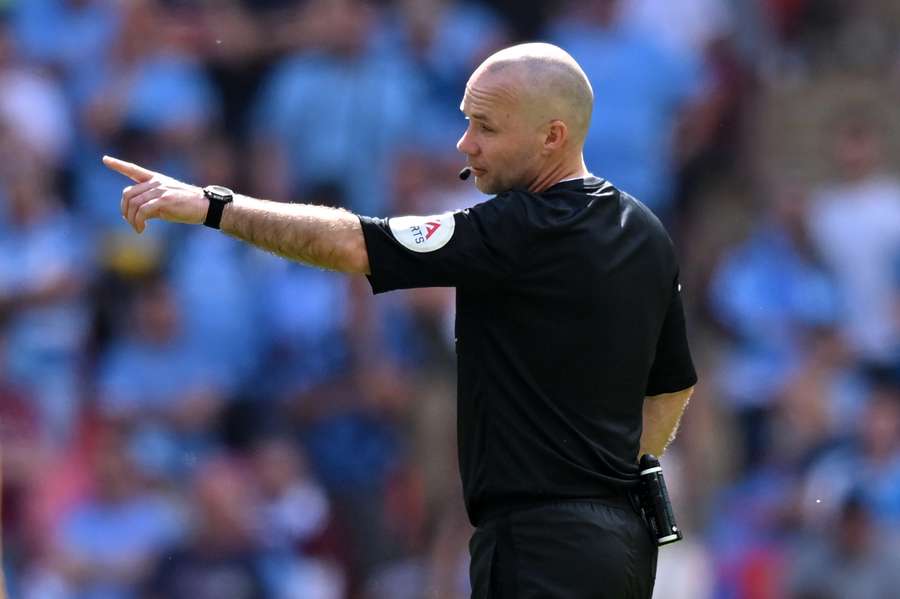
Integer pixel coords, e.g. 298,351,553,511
460,69,521,120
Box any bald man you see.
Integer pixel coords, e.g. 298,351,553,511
106,43,696,598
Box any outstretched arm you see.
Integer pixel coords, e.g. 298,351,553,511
102,155,370,274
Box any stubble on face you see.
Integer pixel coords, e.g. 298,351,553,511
461,70,541,194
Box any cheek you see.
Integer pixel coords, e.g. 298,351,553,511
480,132,537,179
482,139,517,167
495,140,535,178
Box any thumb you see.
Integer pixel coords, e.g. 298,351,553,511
102,155,155,183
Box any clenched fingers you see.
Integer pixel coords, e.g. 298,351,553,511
125,187,165,232
120,179,160,218
134,199,162,234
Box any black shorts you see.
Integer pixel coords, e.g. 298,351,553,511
469,498,658,599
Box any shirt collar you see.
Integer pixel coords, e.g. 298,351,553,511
546,174,604,191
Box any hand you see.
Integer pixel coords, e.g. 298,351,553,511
103,155,208,234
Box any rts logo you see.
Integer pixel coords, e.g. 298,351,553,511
411,221,442,244
389,213,456,253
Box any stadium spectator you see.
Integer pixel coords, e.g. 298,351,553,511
10,0,120,91
95,273,226,478
0,155,92,446
250,0,425,216
251,434,331,553
546,0,708,218
30,422,184,599
788,491,900,599
71,0,220,231
0,15,73,168
802,378,900,529
708,181,839,466
140,458,267,599
807,111,900,366
380,0,508,151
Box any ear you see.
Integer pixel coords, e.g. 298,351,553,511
542,120,568,154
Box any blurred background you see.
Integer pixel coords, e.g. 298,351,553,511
0,0,899,597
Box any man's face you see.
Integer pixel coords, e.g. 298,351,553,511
456,70,543,194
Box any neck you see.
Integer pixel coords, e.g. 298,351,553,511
526,155,589,193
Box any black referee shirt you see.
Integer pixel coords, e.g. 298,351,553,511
359,176,697,526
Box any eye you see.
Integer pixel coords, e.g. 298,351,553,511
479,123,495,133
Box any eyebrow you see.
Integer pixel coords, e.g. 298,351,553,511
460,110,493,125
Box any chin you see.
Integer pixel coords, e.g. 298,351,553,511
475,176,505,195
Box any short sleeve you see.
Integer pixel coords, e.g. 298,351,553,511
359,193,530,293
645,274,698,396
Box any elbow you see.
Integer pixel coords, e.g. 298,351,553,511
345,239,371,275
354,253,371,276
343,221,370,275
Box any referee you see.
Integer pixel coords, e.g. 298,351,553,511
106,43,696,599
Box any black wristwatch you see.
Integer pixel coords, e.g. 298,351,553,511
203,185,234,229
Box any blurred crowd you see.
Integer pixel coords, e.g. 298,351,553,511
0,0,899,597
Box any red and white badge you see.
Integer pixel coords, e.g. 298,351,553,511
388,213,456,253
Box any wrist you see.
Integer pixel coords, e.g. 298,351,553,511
218,193,249,233
203,185,234,229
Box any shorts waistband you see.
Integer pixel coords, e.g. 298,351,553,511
475,488,640,528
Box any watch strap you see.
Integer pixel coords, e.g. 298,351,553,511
202,186,233,230
203,197,227,229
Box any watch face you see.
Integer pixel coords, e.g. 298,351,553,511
205,185,233,202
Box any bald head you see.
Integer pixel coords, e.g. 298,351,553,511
472,43,593,144
457,43,593,194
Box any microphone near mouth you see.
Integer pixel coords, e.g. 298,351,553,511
459,167,473,181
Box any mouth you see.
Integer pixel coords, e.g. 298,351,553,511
470,167,487,176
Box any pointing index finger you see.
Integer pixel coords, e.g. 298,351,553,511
102,155,155,183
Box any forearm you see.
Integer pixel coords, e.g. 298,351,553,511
220,195,370,274
639,387,694,458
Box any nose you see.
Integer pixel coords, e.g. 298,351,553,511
456,125,478,157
